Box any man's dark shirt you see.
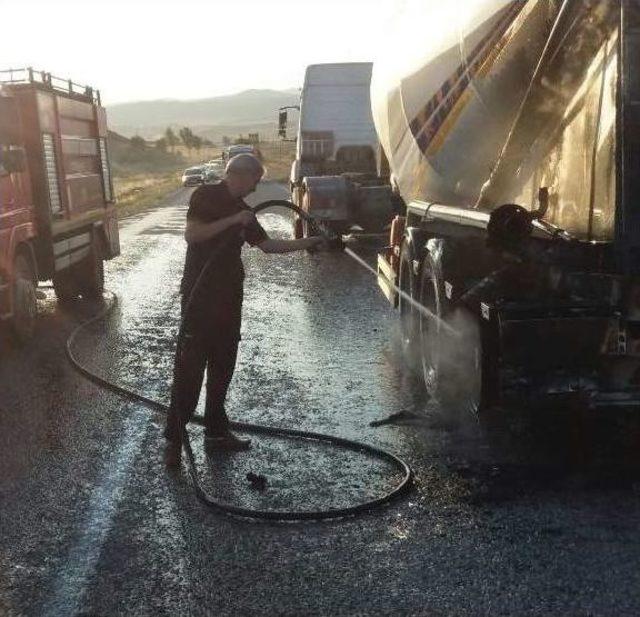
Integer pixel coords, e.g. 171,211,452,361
180,182,267,329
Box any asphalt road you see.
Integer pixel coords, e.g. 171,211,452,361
2,181,640,616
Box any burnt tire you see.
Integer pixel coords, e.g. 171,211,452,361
398,239,420,371
12,253,37,342
418,253,483,424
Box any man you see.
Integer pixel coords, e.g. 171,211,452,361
164,154,324,465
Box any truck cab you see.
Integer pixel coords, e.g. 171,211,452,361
284,63,395,237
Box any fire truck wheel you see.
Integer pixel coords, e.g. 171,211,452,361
77,236,104,299
12,254,37,342
53,269,80,303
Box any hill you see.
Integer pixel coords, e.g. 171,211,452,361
107,88,300,140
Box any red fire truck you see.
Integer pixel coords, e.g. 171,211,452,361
0,68,119,340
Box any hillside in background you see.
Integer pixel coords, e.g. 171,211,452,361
107,130,185,176
107,88,300,141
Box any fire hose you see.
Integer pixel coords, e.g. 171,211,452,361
66,199,413,522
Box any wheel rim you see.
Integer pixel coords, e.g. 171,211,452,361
419,265,440,396
399,257,415,355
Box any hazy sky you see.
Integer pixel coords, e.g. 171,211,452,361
0,0,403,105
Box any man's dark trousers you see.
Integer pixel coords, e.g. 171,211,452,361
165,295,241,441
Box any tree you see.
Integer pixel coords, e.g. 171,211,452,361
192,135,203,152
155,137,167,152
222,135,231,146
179,127,196,151
164,127,179,152
130,135,146,150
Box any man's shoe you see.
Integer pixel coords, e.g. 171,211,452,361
204,430,251,451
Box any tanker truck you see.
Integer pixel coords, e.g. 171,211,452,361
280,62,397,238
374,0,640,416
0,68,119,340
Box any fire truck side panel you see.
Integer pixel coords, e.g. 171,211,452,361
9,84,119,281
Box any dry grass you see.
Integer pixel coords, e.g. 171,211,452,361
172,145,222,163
111,140,296,219
113,169,182,218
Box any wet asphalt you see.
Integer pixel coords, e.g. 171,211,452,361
1,181,640,616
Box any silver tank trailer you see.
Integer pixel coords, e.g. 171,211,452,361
373,0,640,411
371,0,619,243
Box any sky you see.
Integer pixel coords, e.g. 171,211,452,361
0,0,406,105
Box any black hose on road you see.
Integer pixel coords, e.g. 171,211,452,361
65,198,413,522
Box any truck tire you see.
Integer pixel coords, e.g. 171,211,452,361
300,192,318,239
418,253,482,423
53,268,80,303
398,239,420,371
77,235,104,299
54,235,104,303
12,253,37,342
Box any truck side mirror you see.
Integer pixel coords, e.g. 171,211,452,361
278,110,288,139
0,148,26,174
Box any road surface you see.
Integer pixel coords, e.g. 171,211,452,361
1,181,640,616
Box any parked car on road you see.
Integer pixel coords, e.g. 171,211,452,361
181,166,205,186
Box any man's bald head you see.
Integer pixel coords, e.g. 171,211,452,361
224,153,265,197
225,153,265,178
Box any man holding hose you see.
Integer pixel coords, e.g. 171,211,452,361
164,154,324,466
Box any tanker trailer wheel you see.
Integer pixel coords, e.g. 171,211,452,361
301,191,318,239
12,253,37,342
77,235,104,299
418,253,482,424
398,239,420,372
292,187,304,239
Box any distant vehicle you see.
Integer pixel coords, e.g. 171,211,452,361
0,68,119,340
203,159,225,184
279,62,394,237
225,144,262,161
181,166,205,187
